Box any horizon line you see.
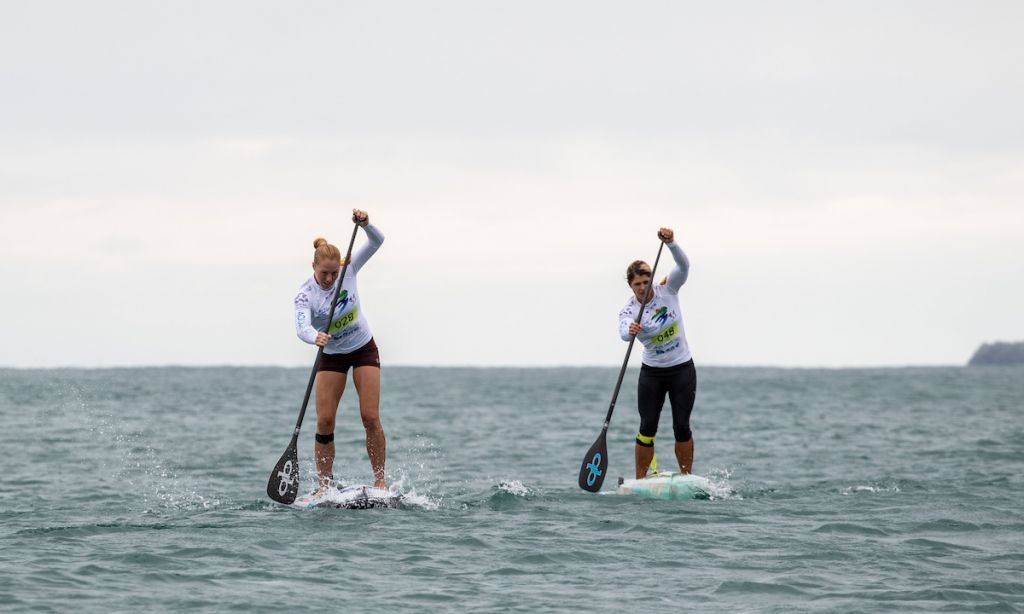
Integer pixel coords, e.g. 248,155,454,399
0,362,978,371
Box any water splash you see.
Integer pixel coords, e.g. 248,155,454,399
395,489,441,511
384,473,441,510
496,480,530,497
286,438,444,511
63,384,215,512
704,467,740,500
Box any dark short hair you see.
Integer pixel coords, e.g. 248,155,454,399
626,260,651,283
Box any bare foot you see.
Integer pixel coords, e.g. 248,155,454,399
374,479,387,490
312,476,333,498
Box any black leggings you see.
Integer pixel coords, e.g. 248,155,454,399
637,359,696,443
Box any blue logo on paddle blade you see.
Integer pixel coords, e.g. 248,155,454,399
586,452,603,486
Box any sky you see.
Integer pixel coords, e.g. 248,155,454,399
1,1,1022,368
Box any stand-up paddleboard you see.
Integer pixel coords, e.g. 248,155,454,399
616,472,712,500
292,485,402,510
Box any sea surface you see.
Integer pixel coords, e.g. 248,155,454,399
1,366,1022,613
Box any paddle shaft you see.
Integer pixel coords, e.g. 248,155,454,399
289,221,362,437
577,238,669,492
266,220,363,503
600,240,666,431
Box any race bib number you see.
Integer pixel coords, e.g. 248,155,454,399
651,321,679,346
329,308,358,333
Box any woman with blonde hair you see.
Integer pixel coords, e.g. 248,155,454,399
294,209,386,494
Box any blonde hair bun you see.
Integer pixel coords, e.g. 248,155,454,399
312,237,342,265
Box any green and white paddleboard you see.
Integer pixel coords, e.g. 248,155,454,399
615,472,712,500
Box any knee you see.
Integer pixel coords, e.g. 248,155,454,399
361,415,382,432
674,425,692,442
638,415,658,439
316,416,335,433
635,432,656,447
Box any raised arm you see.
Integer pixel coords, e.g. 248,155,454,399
657,227,689,293
664,241,690,293
349,209,384,274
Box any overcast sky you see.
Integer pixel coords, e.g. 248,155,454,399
1,1,1021,368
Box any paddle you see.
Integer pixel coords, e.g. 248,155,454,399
267,218,362,504
578,238,666,492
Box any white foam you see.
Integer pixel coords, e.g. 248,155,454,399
381,475,440,510
703,467,739,500
841,484,901,495
396,489,440,510
497,480,530,497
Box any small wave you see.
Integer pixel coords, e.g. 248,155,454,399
496,480,530,497
812,522,890,536
396,489,440,511
714,580,809,596
903,538,983,554
841,484,901,495
15,521,175,538
482,480,535,510
909,518,982,533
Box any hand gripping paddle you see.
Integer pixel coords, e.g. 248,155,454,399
578,240,665,492
267,219,361,504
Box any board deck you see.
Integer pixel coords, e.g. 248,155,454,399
292,485,403,510
615,472,712,500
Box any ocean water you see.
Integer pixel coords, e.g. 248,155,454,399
1,366,1022,613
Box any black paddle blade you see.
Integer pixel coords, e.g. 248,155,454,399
267,437,300,504
578,432,609,492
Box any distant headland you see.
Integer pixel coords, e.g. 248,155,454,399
968,342,1024,366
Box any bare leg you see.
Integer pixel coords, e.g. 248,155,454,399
353,366,386,489
635,444,655,479
314,371,347,494
675,439,694,474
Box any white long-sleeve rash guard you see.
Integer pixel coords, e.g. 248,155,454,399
617,240,693,368
294,224,384,354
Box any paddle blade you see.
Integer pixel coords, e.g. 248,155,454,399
578,433,609,492
267,437,301,504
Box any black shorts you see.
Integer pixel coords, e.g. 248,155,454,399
317,338,380,373
636,359,696,443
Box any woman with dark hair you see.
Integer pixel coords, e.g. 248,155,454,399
618,227,696,478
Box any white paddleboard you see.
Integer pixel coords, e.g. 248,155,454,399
292,485,403,510
615,471,712,500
